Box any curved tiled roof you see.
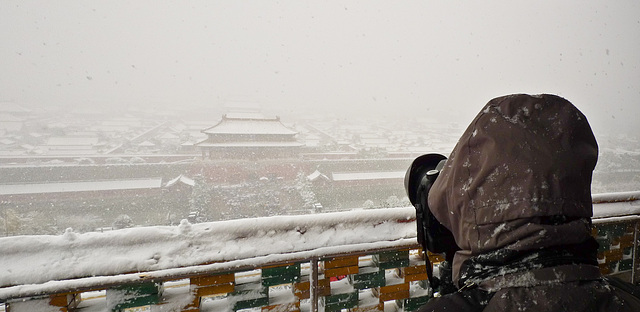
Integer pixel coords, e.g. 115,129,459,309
202,114,297,136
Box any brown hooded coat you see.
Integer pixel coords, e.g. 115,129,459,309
419,94,640,311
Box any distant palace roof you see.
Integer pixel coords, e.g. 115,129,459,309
195,141,304,148
201,113,298,136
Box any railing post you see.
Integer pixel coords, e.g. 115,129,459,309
633,221,639,284
310,257,319,312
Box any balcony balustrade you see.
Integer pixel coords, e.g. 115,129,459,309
1,191,639,312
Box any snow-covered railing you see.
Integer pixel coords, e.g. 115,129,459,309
591,191,640,285
0,191,639,312
0,208,421,311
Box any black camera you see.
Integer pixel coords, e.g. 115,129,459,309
405,153,460,293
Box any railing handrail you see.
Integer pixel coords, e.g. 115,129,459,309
592,191,640,204
592,191,640,222
0,240,421,301
1,191,639,302
0,208,418,300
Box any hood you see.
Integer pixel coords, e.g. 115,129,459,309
428,94,599,283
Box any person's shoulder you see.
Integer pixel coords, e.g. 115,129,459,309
482,279,640,312
603,277,640,310
417,289,491,312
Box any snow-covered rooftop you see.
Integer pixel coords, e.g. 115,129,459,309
202,114,297,136
0,102,31,114
0,114,24,122
138,140,156,147
164,175,195,187
0,178,163,195
307,170,330,182
195,141,304,148
224,112,268,119
331,171,405,181
46,137,100,146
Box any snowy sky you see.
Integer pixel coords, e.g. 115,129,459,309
1,1,639,135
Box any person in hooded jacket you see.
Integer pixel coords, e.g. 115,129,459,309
416,94,640,311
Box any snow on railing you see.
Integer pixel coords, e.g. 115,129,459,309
0,191,639,311
0,208,417,298
592,191,640,222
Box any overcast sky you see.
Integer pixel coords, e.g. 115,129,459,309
1,1,639,135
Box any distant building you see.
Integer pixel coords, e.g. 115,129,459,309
308,169,408,210
162,175,195,224
195,112,304,159
40,136,101,155
0,102,31,115
0,178,167,232
0,114,24,132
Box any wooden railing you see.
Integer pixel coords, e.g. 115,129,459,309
1,191,639,312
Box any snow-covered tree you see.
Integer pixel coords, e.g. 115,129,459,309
189,174,212,222
112,214,134,229
384,195,400,208
296,172,318,211
363,199,375,209
0,208,22,236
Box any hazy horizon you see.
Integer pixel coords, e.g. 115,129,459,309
2,1,639,136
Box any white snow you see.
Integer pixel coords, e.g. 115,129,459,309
0,178,163,195
46,137,100,146
0,208,417,300
331,171,405,181
306,170,329,182
592,191,640,221
164,175,195,187
592,191,640,205
202,117,297,136
194,141,304,148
